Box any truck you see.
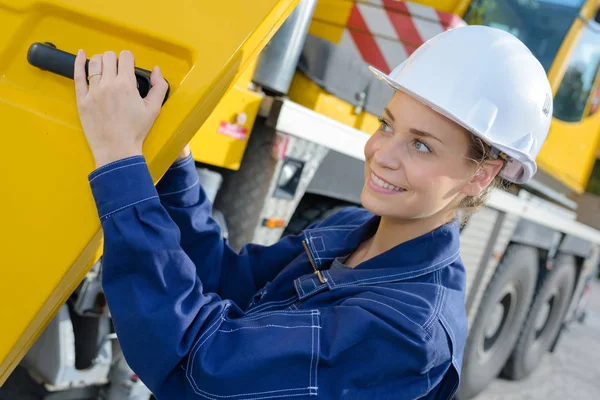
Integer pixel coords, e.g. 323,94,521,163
2,0,600,399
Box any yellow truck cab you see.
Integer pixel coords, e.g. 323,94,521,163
2,1,600,399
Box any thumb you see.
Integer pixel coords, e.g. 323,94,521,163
145,66,169,110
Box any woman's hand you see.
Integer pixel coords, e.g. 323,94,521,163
176,144,191,162
74,50,169,168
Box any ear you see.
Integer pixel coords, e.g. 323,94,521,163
461,159,504,197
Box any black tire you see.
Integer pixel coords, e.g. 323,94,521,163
213,119,278,251
0,367,48,400
282,194,353,237
455,245,539,400
502,254,576,380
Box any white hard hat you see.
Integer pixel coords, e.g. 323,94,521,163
370,25,552,183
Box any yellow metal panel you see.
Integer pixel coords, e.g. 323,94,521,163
190,85,263,170
0,0,298,384
538,115,600,193
308,19,346,44
312,0,354,26
536,0,600,193
309,0,353,44
288,72,379,135
404,0,470,14
357,112,381,135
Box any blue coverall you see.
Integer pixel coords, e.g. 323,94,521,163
88,153,468,399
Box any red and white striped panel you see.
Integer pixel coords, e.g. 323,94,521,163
339,0,467,74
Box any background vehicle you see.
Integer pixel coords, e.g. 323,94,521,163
3,1,600,399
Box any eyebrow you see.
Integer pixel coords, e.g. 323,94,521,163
383,108,444,145
383,108,395,122
410,128,444,144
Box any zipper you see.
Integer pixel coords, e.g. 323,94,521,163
302,239,326,284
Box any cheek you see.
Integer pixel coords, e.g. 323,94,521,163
364,133,380,160
405,162,459,198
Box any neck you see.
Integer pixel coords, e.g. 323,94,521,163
361,211,454,263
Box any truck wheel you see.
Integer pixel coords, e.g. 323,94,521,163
283,194,352,237
0,366,48,400
455,245,538,400
502,254,576,380
214,120,278,251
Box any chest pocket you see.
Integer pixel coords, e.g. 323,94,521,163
185,309,321,399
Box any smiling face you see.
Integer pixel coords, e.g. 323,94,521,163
361,91,502,224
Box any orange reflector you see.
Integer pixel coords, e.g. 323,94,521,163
263,218,286,228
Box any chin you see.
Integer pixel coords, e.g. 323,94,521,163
360,186,405,219
360,185,435,221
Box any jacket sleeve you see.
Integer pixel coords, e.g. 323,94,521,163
89,156,450,400
153,153,317,308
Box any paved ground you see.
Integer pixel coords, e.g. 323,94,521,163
476,280,600,400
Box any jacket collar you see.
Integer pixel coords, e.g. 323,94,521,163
302,213,461,288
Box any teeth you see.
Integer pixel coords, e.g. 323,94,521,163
371,172,403,191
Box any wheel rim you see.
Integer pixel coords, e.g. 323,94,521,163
478,281,518,362
534,290,556,340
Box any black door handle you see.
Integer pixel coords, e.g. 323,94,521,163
27,42,170,103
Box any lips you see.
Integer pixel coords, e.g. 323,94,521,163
369,171,406,192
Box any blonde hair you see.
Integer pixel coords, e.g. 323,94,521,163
458,133,507,225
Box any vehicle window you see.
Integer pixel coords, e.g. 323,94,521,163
464,0,585,72
553,25,600,122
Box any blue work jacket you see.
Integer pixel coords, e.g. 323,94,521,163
88,154,468,400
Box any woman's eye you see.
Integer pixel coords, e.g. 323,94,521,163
378,119,393,133
414,140,431,153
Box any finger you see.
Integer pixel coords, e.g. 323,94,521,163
145,66,169,109
88,55,103,88
74,49,88,102
102,51,117,80
118,50,136,83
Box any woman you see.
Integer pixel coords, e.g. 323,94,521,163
74,25,551,399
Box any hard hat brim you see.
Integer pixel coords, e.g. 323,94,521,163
368,66,535,183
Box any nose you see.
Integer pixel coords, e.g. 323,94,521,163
372,136,404,171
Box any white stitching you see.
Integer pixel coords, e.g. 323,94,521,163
346,298,431,339
324,270,336,286
99,196,158,220
309,312,314,389
231,310,314,322
294,279,306,297
218,324,319,333
306,226,358,232
90,156,141,176
423,283,442,331
239,393,311,400
433,288,447,331
186,315,224,375
159,178,200,197
299,283,326,300
247,296,296,314
308,232,321,264
315,311,320,392
186,309,316,399
189,386,312,399
169,155,194,170
188,323,224,391
248,298,297,315
89,162,147,183
313,236,326,252
330,250,460,287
